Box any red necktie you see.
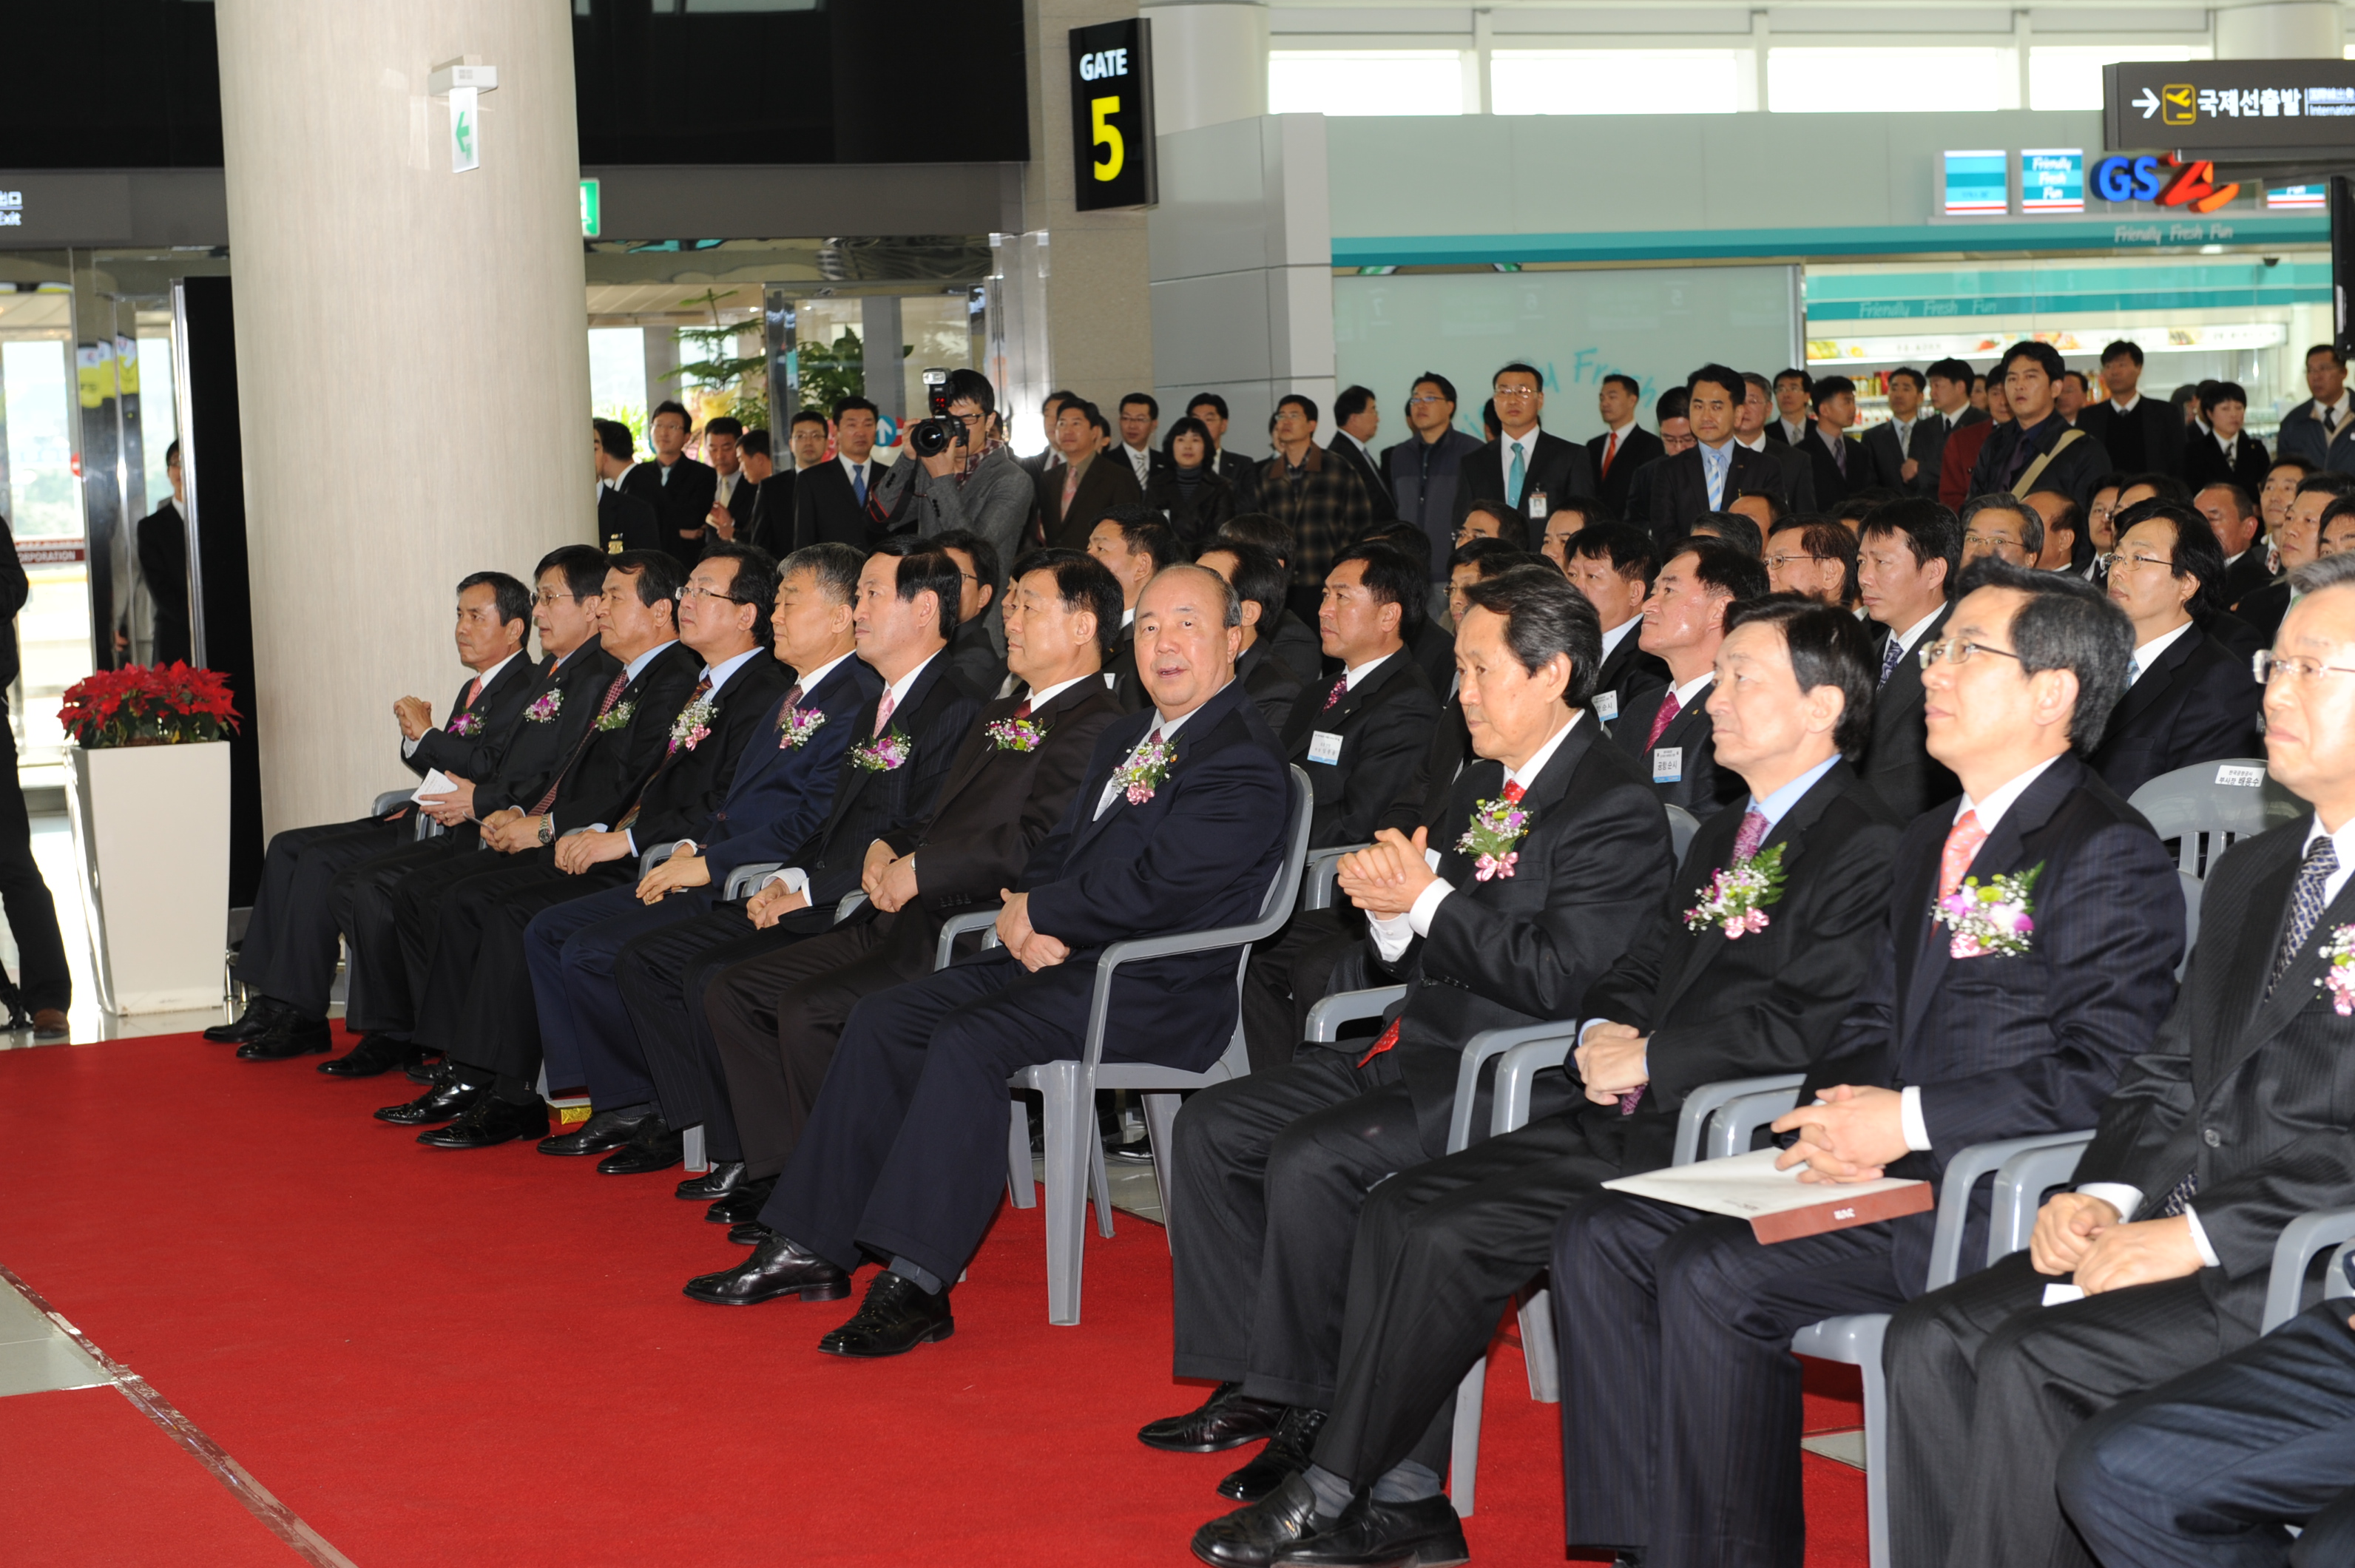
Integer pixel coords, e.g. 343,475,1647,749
1359,778,1527,1067
1939,810,1987,901
1013,698,1033,719
1646,690,1681,748
618,672,712,833
1322,677,1348,712
464,675,482,710
1601,430,1618,477
530,671,629,814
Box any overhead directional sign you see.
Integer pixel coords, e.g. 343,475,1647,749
2106,61,2355,152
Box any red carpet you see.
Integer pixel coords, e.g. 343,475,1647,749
0,1033,1868,1566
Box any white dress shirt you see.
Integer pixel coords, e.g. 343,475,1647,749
1500,431,1537,506
2126,619,2197,686
405,649,526,759
1124,443,1154,486
838,453,874,496
1092,696,1212,820
763,651,937,895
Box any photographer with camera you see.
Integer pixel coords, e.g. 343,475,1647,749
871,371,1030,618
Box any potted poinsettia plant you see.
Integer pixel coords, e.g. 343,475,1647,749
60,662,241,1014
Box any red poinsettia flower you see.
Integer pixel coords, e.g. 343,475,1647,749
59,662,242,748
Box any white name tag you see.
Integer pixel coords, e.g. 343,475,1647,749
2215,763,2265,787
1308,731,1345,766
1527,487,1548,520
1652,746,1683,784
1594,690,1619,721
2041,1283,2086,1307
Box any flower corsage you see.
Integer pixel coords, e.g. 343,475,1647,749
594,698,637,734
666,693,717,754
987,716,1049,752
850,727,914,771
777,706,826,750
446,711,482,738
523,689,563,723
1931,862,2042,959
1109,737,1175,804
1684,843,1786,939
1456,796,1533,881
2314,924,2355,1016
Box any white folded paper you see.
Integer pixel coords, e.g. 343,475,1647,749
410,768,456,805
2041,1283,2085,1306
1603,1148,1932,1243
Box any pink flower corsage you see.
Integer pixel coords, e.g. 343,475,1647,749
1109,738,1174,804
851,728,913,771
1931,862,2041,959
523,689,562,723
1456,797,1531,880
2314,924,2355,1015
446,711,482,737
666,693,717,754
987,717,1048,752
778,706,826,749
1683,844,1785,939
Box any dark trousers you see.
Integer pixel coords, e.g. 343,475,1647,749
1885,1250,2232,1568
761,950,1198,1288
1238,910,1368,1074
235,816,405,1016
1553,1194,1911,1568
330,835,465,1034
415,856,629,1080
0,705,67,1013
2056,1302,2355,1568
1314,1112,1621,1487
1167,1048,1428,1408
522,882,718,1101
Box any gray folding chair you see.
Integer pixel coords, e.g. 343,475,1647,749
2127,757,2301,878
374,787,442,842
1302,845,1369,913
2176,867,2203,981
1664,802,1702,862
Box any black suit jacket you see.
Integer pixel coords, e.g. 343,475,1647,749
1036,455,1143,552
945,614,1007,699
598,485,661,557
715,471,757,535
1237,635,1305,736
794,459,884,552
1590,626,1671,732
1407,615,1455,702
1646,444,1804,551
1454,430,1595,527
1861,605,1962,821
1578,763,1905,1172
700,652,882,885
135,499,191,665
1358,714,1675,1157
1802,428,1866,510
621,655,799,848
2183,430,2271,494
621,456,721,567
2077,396,2186,479
2088,626,2264,800
2234,579,2291,644
472,638,621,818
2221,548,2276,612
745,469,800,558
1213,448,1260,511
1611,678,1746,821
1589,426,1666,518
408,654,539,783
2073,819,2355,1335
1385,693,1470,836
547,641,706,834
1280,648,1442,848
1803,754,2183,1291
1862,418,1949,499
1970,418,2115,511
1268,610,1324,685
1327,435,1394,518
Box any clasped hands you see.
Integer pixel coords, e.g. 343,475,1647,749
1575,1022,1650,1106
1334,827,1440,919
744,878,809,930
479,808,545,854
415,774,477,825
994,890,1068,972
2028,1192,2203,1295
393,695,433,743
636,849,710,904
1770,1084,1910,1185
860,839,921,913
554,828,632,875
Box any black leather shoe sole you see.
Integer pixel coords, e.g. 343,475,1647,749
727,1221,771,1246
374,1089,484,1126
596,1143,683,1175
675,1161,748,1201
816,1316,954,1357
682,1266,850,1306
237,1035,333,1061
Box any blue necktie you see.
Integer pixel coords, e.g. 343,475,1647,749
1506,442,1526,507
852,463,868,507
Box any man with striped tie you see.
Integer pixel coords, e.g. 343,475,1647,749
1890,550,2355,1568
1550,560,2182,1568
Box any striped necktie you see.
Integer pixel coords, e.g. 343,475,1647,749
530,670,629,814
617,673,714,834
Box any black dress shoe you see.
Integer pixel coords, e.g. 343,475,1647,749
595,1123,683,1175
318,1033,410,1078
675,1160,748,1201
417,1093,547,1149
683,1233,850,1305
236,1017,334,1060
402,1050,444,1085
706,1176,776,1225
374,1075,485,1126
1141,1382,1291,1453
727,1220,772,1246
1273,1493,1467,1567
535,1105,658,1157
1192,1473,1335,1568
203,997,281,1044
1220,1408,1329,1502
817,1270,954,1357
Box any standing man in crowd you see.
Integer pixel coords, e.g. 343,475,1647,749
622,399,722,567
1118,394,1167,491
1385,373,1485,607
1767,368,1813,446
1038,397,1143,552
1589,373,1663,519
135,440,192,665
745,409,831,557
1327,386,1392,520
1736,375,1818,519
1970,340,2113,511
595,419,661,557
1864,367,1947,499
1926,356,1984,436
1188,393,1260,503
1456,364,1595,542
0,510,68,1035
1803,376,1862,511
2277,342,2355,473
795,397,885,552
2078,339,2186,481
1257,394,1376,626
703,416,755,541
1649,366,1793,547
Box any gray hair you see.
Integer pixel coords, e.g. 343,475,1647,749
782,542,865,606
1145,563,1243,628
1951,557,2132,753
2293,550,2355,597
1960,493,2044,561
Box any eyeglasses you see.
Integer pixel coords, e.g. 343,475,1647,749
1493,385,1540,400
2099,551,2175,575
2254,651,2355,686
1763,553,1830,570
1919,637,2021,670
1406,395,1448,408
534,589,583,606
1962,532,2026,553
679,583,751,605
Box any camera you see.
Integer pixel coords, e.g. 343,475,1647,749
908,368,964,458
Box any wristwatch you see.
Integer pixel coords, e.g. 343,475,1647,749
537,816,554,846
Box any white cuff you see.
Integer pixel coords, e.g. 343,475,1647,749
624,829,639,854
1405,879,1452,938
1900,1085,1932,1152
2180,1206,2223,1268
2075,1183,2143,1225
1369,910,1415,964
402,735,421,758
672,839,698,860
760,867,811,896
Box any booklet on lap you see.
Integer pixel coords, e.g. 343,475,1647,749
1603,1147,1933,1243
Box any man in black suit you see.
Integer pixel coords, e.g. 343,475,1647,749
2196,480,2276,610
1649,366,1800,550
722,564,1292,1354
682,550,1128,1249
134,440,192,664
1115,393,1171,492
702,416,757,543
1454,362,1595,538
1386,373,1491,594
1925,356,1985,437
594,419,660,556
1970,339,2117,513
1738,374,1820,520
1561,523,1671,729
1037,398,1143,552
368,552,702,1134
1857,498,1964,819
1189,392,1261,505
1802,374,1865,511
620,399,721,568
792,396,885,552
1887,552,2355,1568
1084,506,1174,708
1181,599,1903,1568
1611,538,1766,822
2090,500,2265,797
1160,567,1671,1558
744,410,829,557
1282,543,1441,848
1018,389,1077,481
1766,367,1813,447
215,571,541,1061
2240,473,2353,642
1589,373,1664,519
1555,561,2183,1568
1862,367,1949,499
929,530,1010,698
1197,542,1306,734
1326,385,1393,520
2078,338,2189,481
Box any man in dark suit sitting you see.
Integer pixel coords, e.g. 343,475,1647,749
2089,499,2264,797
793,396,885,552
1889,551,2355,1568
1857,498,1964,820
594,419,660,557
1611,538,1767,821
1280,542,1441,850
1158,567,1672,1544
2196,480,2276,611
1197,542,1306,734
620,399,721,568
682,549,1127,1253
1649,365,1799,550
1455,362,1595,538
723,564,1292,1354
1181,598,1902,1568
1862,366,1947,499
1589,373,1665,520
1087,507,1176,707
1561,523,1670,729
1970,340,2115,512
1553,559,2184,1568
217,571,540,1061
2078,337,2189,481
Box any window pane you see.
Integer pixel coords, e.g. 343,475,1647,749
1269,52,1464,117
1492,51,1744,115
1768,47,2018,112
588,326,647,449
2029,44,2208,111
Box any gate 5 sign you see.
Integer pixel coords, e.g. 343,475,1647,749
1070,18,1157,212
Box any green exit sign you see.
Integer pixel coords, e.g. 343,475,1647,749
579,178,601,239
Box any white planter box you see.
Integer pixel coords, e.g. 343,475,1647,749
65,741,232,1014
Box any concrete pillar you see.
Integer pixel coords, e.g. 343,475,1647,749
1141,2,1268,135
2214,2,2344,58
214,0,589,835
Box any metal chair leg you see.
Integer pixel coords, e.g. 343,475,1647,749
1006,1099,1037,1209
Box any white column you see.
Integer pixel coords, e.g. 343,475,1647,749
214,0,589,835
2214,2,2344,58
1140,1,1268,135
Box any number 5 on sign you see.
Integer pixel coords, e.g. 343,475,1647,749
1091,95,1124,181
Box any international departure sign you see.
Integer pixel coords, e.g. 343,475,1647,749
1070,18,1157,212
2105,61,2355,153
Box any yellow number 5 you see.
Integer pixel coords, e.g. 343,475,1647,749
1091,95,1124,182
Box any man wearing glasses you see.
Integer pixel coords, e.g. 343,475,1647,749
1382,374,1487,612
1453,362,1595,539
1959,493,2044,568
1764,516,1859,610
